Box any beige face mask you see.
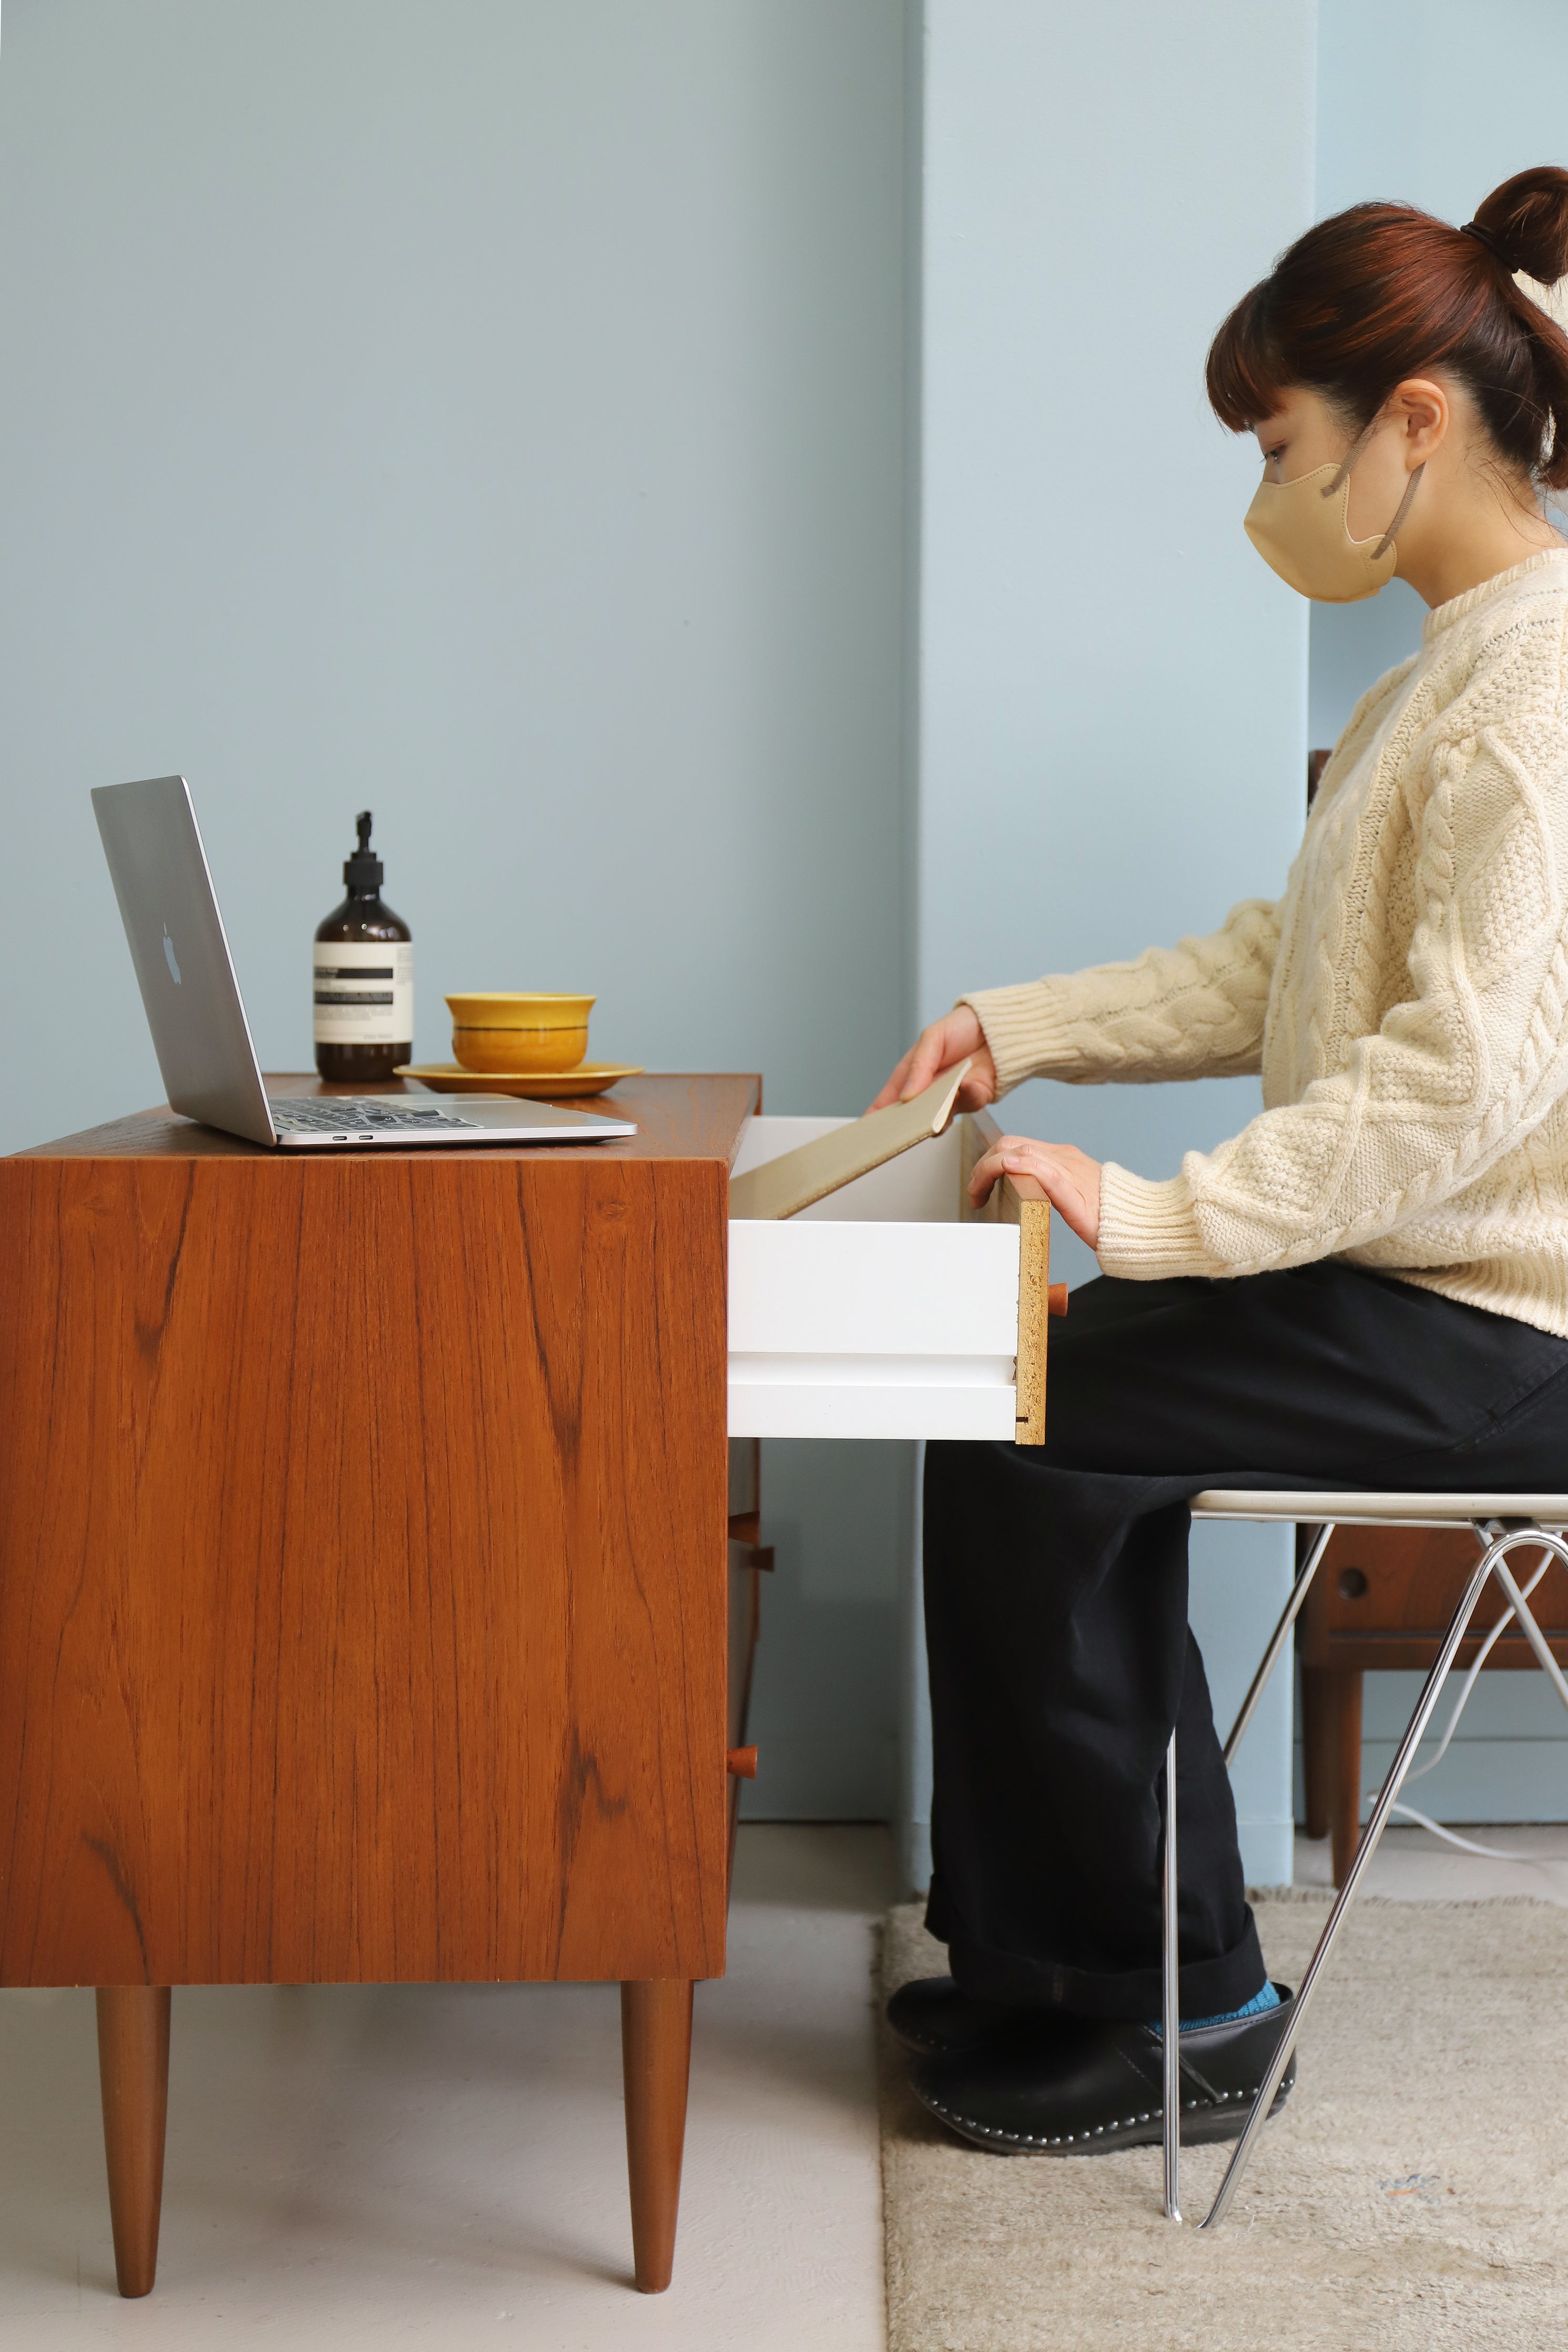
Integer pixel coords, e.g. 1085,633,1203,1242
1244,413,1424,603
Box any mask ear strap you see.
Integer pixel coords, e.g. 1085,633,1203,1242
1372,463,1424,560
1321,413,1383,499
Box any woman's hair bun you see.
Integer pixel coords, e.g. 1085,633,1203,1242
1208,163,1568,491
1471,165,1568,287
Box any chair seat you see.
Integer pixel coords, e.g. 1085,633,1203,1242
1190,1490,1568,1527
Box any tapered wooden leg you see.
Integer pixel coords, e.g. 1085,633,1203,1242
95,1987,171,2298
1300,1665,1333,1842
1327,1668,1365,1890
620,1979,694,2294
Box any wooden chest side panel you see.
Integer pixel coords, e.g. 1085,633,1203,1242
0,1152,728,1986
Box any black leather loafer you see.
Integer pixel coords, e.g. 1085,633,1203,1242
908,1983,1297,2155
887,1974,1083,2058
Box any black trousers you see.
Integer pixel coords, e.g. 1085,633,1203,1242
923,1260,1568,2021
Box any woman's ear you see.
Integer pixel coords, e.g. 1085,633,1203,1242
1389,376,1450,467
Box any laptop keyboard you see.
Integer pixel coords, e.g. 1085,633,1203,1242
270,1098,481,1133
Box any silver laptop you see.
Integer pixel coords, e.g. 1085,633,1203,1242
92,776,639,1150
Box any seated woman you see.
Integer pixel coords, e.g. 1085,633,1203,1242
873,167,1568,2155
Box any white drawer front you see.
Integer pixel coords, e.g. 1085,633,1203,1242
728,1216,1020,1441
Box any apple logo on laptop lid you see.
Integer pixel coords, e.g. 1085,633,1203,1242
162,925,181,985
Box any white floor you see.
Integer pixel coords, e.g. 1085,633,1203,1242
1293,1819,1568,1903
4,1821,1565,2352
0,1826,895,2352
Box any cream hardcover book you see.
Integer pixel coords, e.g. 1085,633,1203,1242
728,1061,971,1221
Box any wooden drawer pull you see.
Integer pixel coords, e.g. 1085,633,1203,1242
726,1747,758,1779
1048,1284,1069,1317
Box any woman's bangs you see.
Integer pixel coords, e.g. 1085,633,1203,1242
1205,287,1291,431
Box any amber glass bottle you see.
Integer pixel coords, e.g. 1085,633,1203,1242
313,812,413,1083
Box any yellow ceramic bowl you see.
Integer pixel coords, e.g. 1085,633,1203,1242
451,1025,590,1073
445,992,595,1076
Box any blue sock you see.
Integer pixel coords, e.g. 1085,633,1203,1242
1148,1980,1279,2038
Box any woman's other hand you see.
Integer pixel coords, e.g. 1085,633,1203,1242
966,1136,1102,1251
869,1006,997,1112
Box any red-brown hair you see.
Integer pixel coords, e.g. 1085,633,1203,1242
1207,167,1568,491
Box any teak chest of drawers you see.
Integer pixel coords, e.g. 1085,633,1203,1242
0,1074,1050,2298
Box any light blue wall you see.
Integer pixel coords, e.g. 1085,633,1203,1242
0,0,909,1143
1306,0,1568,1822
749,1440,910,1821
904,0,1319,1889
0,0,912,1824
1311,0,1568,753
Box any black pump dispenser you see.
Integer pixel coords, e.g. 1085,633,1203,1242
343,810,384,894
313,810,414,1083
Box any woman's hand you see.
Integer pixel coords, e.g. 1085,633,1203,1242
870,1006,997,1113
967,1136,1102,1251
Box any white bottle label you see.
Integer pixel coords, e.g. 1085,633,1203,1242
313,939,414,1045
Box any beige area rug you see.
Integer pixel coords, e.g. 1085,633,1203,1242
880,1893,1568,2351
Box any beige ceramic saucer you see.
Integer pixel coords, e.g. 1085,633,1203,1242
396,1061,644,1099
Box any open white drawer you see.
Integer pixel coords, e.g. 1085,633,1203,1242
727,1111,1056,1443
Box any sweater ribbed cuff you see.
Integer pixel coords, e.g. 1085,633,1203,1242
960,984,1077,1097
1096,1164,1223,1281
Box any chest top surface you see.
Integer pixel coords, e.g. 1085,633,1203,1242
12,1071,761,1167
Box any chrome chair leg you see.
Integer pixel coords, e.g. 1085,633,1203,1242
1162,1729,1180,2222
1491,1556,1568,1718
1223,1523,1334,1767
1201,1523,1568,2229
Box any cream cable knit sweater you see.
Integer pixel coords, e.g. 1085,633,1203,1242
964,548,1568,1338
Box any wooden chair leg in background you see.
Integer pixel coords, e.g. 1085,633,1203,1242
1300,1664,1333,1842
95,1986,171,2298
620,1979,694,2294
1299,1665,1365,1886
1323,1667,1364,1889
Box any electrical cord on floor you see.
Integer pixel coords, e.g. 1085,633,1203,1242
1366,1546,1563,1863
